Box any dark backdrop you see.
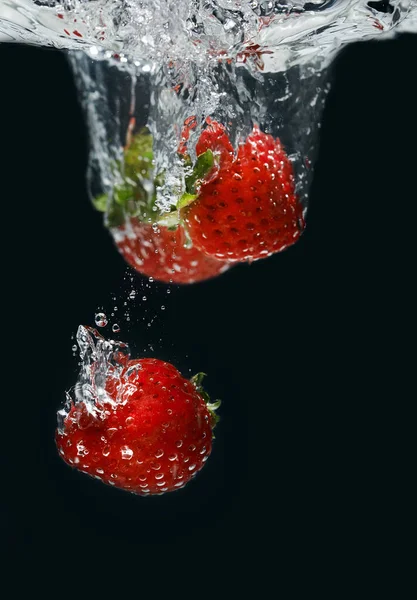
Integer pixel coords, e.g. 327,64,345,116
1,35,415,581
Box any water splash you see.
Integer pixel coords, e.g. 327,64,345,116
57,325,131,432
1,0,415,249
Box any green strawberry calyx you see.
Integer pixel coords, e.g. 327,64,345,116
191,372,221,429
92,127,164,228
92,128,216,229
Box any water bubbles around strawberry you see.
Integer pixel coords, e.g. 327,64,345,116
95,312,108,327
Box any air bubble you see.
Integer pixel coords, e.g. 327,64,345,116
149,277,154,282
121,446,133,460
168,453,178,461
161,306,165,311
142,296,147,301
95,312,108,327
72,345,77,352
129,290,136,299
155,449,164,458
175,440,183,448
112,323,120,333
102,446,111,457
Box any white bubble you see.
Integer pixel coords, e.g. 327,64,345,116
95,312,108,327
112,323,120,333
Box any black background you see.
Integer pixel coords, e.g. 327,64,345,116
1,34,416,580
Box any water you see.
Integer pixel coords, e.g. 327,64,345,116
1,2,415,227
57,324,131,432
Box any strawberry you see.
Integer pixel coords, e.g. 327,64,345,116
93,126,230,284
112,218,230,284
179,120,305,262
56,339,220,496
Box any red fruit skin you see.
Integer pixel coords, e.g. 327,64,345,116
56,359,214,496
183,124,305,263
111,218,229,284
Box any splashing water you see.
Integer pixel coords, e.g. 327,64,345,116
1,1,416,229
57,325,131,432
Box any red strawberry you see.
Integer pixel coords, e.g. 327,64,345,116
112,217,229,284
56,357,219,496
181,122,305,262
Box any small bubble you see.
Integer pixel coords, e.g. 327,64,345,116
112,323,120,333
142,296,147,301
167,289,171,294
155,449,164,458
188,444,196,452
149,277,154,283
129,291,136,299
188,464,196,471
175,440,183,448
161,305,165,311
72,345,77,352
121,446,133,460
95,312,108,327
155,473,164,480
102,446,111,457
168,453,178,461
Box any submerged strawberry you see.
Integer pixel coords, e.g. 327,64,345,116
179,119,305,262
93,126,230,284
56,349,220,496
113,218,229,284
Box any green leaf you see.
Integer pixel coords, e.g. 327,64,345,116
191,372,221,430
157,210,180,229
177,192,197,210
184,149,214,194
92,193,108,212
191,373,207,387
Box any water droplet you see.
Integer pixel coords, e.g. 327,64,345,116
168,453,178,461
102,446,111,457
95,312,108,327
121,446,133,460
76,442,88,456
155,449,164,458
175,440,183,448
112,323,120,333
125,416,134,426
